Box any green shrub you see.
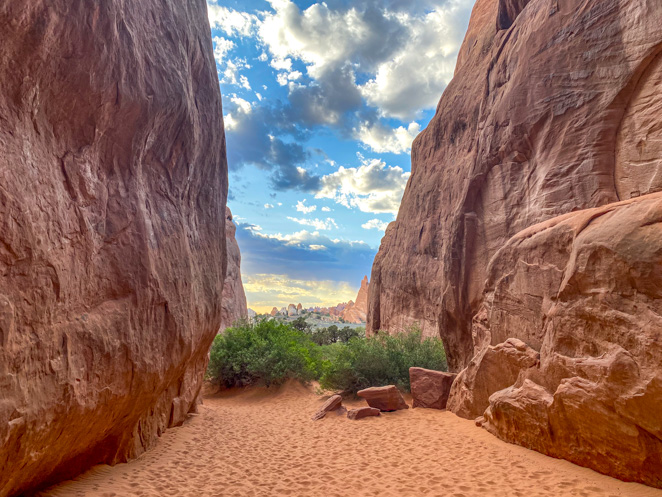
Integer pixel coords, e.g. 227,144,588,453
318,328,446,394
207,319,320,388
309,325,365,345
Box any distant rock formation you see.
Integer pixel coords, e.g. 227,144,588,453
367,0,662,487
220,208,248,331
341,276,369,323
287,304,298,316
0,1,227,495
296,303,303,312
270,307,278,316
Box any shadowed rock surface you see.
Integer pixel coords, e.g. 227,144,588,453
367,0,662,487
220,207,247,332
347,407,380,420
0,1,227,496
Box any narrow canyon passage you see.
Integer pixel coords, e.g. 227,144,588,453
39,383,662,497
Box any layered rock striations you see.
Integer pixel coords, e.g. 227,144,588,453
367,0,662,487
220,208,248,331
0,1,227,496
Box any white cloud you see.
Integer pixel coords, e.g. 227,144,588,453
287,217,338,230
359,4,470,119
264,203,275,209
316,156,409,215
309,244,327,251
295,199,317,214
356,121,421,154
230,97,252,113
221,58,252,89
321,206,331,212
362,218,389,231
208,4,258,37
255,0,471,120
270,57,293,71
212,36,235,65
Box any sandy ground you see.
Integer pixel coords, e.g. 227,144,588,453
39,381,662,497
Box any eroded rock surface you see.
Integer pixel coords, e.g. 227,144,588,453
311,395,343,421
367,0,662,487
220,208,248,331
470,194,662,487
367,0,662,371
0,1,226,495
410,367,457,410
357,386,409,412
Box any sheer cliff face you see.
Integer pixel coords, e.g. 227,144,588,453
367,0,662,487
367,0,662,372
220,208,248,331
0,1,226,496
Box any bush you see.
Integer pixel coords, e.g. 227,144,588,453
207,319,319,388
309,325,365,345
318,328,446,394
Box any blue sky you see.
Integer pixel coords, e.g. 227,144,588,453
208,0,474,312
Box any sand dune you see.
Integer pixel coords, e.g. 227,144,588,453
39,381,662,497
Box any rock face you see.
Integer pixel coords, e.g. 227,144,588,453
220,208,248,331
341,276,369,324
347,407,380,420
270,307,278,316
367,0,662,487
470,194,662,487
409,368,457,410
0,1,226,496
357,386,409,412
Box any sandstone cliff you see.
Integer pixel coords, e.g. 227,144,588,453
220,208,248,331
367,0,662,487
0,1,226,496
341,276,369,323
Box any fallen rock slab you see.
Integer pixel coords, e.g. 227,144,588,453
311,395,343,421
347,407,380,420
357,385,409,411
410,367,457,410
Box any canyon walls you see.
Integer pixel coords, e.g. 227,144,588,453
220,208,248,332
367,0,662,486
0,1,227,496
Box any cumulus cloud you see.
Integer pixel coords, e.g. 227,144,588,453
208,4,258,37
295,199,317,214
258,0,471,120
356,121,421,154
287,217,338,231
315,156,409,215
362,218,389,231
212,36,235,65
264,203,275,209
321,206,332,212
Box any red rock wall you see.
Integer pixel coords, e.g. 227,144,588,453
0,1,227,496
367,0,662,372
367,0,662,486
220,208,248,331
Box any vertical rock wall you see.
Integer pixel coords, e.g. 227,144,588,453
367,0,662,486
0,1,227,495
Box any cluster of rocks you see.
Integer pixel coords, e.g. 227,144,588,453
267,276,370,324
311,385,410,422
366,0,662,487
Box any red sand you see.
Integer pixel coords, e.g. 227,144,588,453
40,381,662,497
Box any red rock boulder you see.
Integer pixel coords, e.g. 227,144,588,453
311,395,343,421
409,368,457,410
357,386,409,411
0,1,226,495
347,407,380,420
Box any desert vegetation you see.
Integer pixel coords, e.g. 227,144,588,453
207,319,447,393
